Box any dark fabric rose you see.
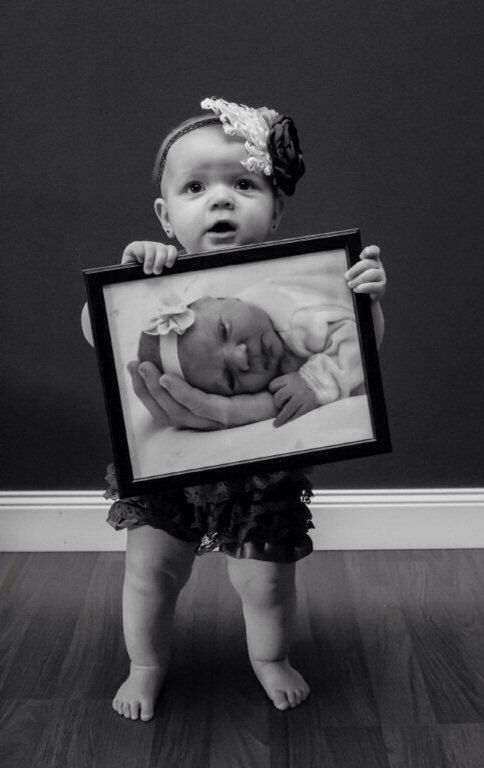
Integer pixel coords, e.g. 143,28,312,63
267,116,305,196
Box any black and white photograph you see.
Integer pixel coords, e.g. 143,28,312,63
85,233,389,495
2,1,484,765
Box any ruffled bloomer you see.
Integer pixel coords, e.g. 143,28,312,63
105,465,314,564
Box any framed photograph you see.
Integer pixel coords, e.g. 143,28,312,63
84,230,391,497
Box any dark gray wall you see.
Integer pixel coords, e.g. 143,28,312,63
2,0,482,489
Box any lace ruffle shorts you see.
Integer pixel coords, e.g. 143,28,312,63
104,464,314,563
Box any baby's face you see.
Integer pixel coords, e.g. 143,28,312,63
178,297,284,395
157,125,282,254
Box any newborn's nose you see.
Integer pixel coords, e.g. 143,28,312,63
225,343,249,372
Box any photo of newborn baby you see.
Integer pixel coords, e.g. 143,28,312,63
137,266,365,422
101,247,376,485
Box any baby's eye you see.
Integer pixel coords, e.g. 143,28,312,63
235,178,255,191
186,181,203,193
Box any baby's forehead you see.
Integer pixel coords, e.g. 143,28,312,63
192,296,240,317
164,127,246,174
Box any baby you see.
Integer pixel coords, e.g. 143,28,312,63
83,96,386,720
137,261,364,426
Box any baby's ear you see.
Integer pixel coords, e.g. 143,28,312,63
154,197,174,238
271,191,285,232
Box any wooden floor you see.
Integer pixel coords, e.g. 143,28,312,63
2,550,484,767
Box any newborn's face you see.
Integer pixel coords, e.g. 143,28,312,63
178,297,284,395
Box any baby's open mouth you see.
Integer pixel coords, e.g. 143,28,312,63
207,221,236,233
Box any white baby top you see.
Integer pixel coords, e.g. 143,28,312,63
237,254,364,405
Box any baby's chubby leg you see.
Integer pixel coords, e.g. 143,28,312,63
227,558,309,710
113,526,195,721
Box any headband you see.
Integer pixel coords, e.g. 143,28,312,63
155,97,305,196
143,294,195,380
155,116,221,190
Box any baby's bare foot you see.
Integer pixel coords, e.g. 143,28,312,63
251,658,310,710
112,663,166,721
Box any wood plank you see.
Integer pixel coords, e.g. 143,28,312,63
0,699,56,768
2,550,484,766
0,554,94,698
268,721,392,768
55,552,126,699
345,550,436,725
384,724,484,768
32,699,154,768
293,552,380,727
394,550,484,722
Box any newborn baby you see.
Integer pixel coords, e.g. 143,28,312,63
138,294,302,396
137,270,365,424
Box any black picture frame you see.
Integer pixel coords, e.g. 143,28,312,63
84,230,391,497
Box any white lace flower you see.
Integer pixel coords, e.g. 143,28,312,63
201,97,279,176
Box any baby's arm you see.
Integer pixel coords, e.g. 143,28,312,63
269,320,362,427
81,302,94,346
269,373,320,427
345,244,386,348
122,241,178,274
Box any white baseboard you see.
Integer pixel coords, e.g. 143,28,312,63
1,489,483,552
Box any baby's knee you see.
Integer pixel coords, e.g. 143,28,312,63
126,528,194,591
228,562,290,606
127,553,192,595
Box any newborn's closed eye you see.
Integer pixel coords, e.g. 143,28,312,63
219,319,230,342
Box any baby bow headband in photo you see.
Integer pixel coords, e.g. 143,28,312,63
143,294,195,380
156,97,305,196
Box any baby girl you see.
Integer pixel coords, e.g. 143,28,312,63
83,95,386,720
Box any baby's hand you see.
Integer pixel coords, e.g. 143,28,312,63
121,241,178,275
269,372,320,427
345,245,386,302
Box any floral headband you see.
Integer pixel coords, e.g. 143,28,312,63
155,97,305,196
143,294,195,379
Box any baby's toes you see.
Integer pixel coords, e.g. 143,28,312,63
140,699,154,721
286,688,301,708
272,690,290,710
112,697,122,716
130,700,141,720
295,689,305,707
122,701,131,718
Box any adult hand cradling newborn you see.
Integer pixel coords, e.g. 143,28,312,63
129,361,278,429
128,361,233,430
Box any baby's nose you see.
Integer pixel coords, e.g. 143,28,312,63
226,343,249,371
210,187,235,210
